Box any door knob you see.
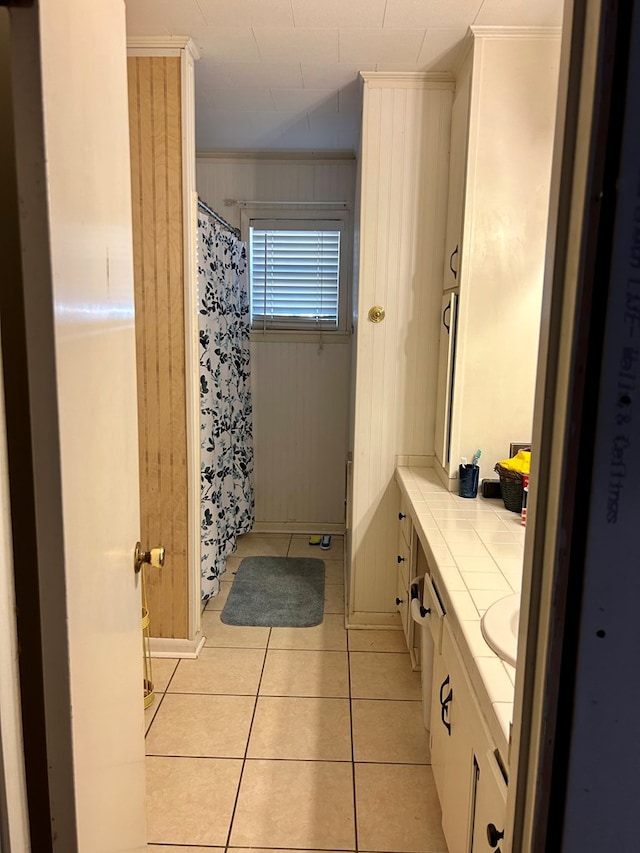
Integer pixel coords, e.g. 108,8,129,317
134,542,166,574
368,305,385,323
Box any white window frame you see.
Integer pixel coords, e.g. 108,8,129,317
240,207,351,340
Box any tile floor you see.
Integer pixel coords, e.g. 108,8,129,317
145,533,447,852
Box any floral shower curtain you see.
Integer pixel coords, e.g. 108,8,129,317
197,211,254,600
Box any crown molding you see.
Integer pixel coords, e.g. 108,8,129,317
359,71,455,88
452,29,474,75
470,25,562,40
126,36,200,60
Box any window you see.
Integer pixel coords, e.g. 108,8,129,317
249,218,347,332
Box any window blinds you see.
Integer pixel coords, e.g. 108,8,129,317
250,227,341,330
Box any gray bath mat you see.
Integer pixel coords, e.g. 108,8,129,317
220,556,325,627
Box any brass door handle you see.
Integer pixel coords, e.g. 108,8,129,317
368,305,385,323
134,542,166,574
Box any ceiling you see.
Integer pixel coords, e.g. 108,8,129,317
125,0,564,153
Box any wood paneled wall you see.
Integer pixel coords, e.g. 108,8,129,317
350,78,454,619
197,156,356,528
128,56,188,638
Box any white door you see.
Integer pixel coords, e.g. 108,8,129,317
8,1,147,850
434,290,459,471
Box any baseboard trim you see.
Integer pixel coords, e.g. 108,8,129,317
395,454,434,467
150,633,205,659
252,521,345,534
346,612,403,628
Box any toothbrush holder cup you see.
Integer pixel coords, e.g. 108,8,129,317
458,464,480,499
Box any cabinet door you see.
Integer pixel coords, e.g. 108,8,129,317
395,557,410,646
434,290,459,470
441,621,474,853
398,493,412,547
470,747,508,853
442,60,471,292
429,643,449,802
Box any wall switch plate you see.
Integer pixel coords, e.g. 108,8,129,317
510,442,531,457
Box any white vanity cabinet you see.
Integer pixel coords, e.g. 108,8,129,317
430,616,507,853
431,617,475,852
470,739,508,853
434,27,561,487
395,490,421,669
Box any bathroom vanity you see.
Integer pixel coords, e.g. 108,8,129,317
395,466,523,853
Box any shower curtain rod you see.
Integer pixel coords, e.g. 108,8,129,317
197,198,241,238
225,199,349,209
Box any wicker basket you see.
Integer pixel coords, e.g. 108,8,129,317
495,464,525,513
499,478,524,512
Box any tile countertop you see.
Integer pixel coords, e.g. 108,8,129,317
395,466,525,764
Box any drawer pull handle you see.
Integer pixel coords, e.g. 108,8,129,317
449,244,459,279
487,824,505,848
395,597,404,606
439,674,451,705
397,555,406,564
439,675,452,736
440,697,452,735
398,512,406,520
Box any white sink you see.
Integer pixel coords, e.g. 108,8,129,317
481,593,520,667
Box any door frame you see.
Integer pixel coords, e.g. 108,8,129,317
509,0,640,849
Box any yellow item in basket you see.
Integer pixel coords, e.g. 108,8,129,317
497,449,531,474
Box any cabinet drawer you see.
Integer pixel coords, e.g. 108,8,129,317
398,493,413,549
396,534,411,581
395,561,410,644
423,574,445,653
471,746,508,853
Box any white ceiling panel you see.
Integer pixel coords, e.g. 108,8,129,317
208,88,275,111
199,61,304,89
383,0,483,30
416,28,469,70
125,0,205,34
474,0,564,26
195,86,214,114
292,0,387,29
254,27,340,63
194,27,261,61
125,0,565,153
338,80,362,114
197,0,294,28
274,125,340,149
196,60,237,89
339,28,426,65
308,111,358,135
309,112,358,150
197,109,318,149
271,89,339,113
301,63,361,89
338,129,359,149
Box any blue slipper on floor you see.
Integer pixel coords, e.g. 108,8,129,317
320,534,332,550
